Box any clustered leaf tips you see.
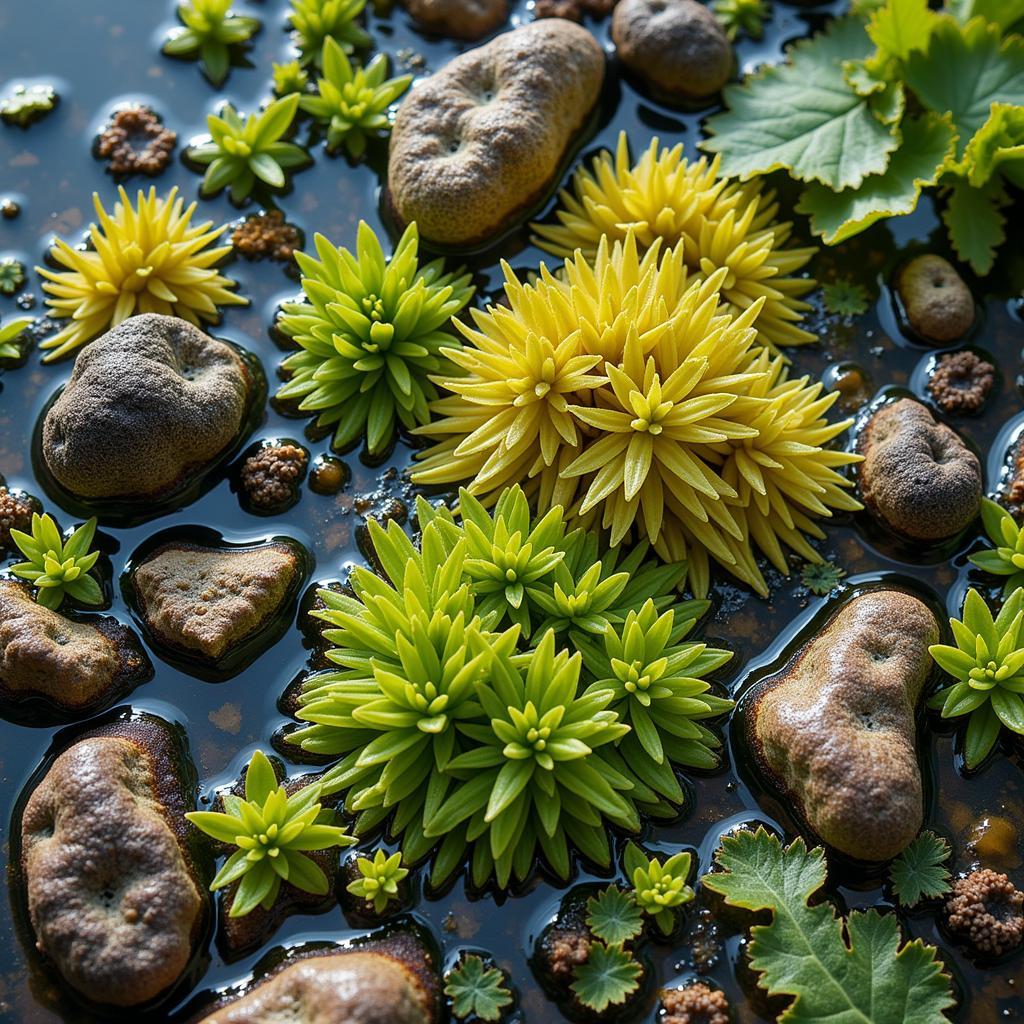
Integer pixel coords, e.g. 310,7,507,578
186,749,355,917
288,0,371,67
162,0,260,86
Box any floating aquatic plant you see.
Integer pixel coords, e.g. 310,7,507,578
346,848,408,913
185,750,355,917
0,257,26,296
0,316,32,361
889,831,952,909
821,278,870,317
300,38,411,158
187,95,310,203
275,221,473,455
272,60,310,96
928,586,1024,770
799,559,847,595
571,942,642,1013
162,0,260,87
531,134,817,353
37,186,246,362
9,513,102,610
0,84,57,127
289,0,371,66
414,233,860,597
577,600,732,803
623,841,693,935
969,497,1024,597
714,0,770,40
291,494,725,887
586,885,643,946
445,955,513,1023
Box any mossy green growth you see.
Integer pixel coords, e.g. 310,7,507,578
187,95,310,203
276,221,473,455
186,750,355,917
0,316,33,361
0,84,57,127
162,0,260,86
623,840,694,935
9,513,102,610
301,38,412,159
289,0,371,67
0,258,26,297
346,848,408,913
928,586,1024,769
714,0,771,40
288,487,728,889
969,497,1024,596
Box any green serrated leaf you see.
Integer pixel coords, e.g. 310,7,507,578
797,112,956,244
701,17,901,190
890,831,952,908
585,885,644,945
942,178,1008,275
570,942,642,1013
445,955,513,1022
703,828,955,1024
949,0,1024,31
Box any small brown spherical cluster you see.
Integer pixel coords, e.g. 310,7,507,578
96,107,176,176
927,350,995,415
231,211,303,262
534,0,616,21
661,982,730,1024
944,868,1024,958
0,487,33,549
548,930,590,977
239,444,309,510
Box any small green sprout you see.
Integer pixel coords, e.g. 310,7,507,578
799,559,847,595
272,60,310,96
187,95,310,203
0,316,33,360
570,942,641,1013
9,513,102,610
713,0,771,41
0,257,26,296
623,841,694,935
346,848,408,914
289,0,371,67
928,586,1024,769
821,278,870,317
445,955,513,1022
0,84,57,127
300,38,412,159
969,497,1024,597
186,750,355,917
889,830,952,908
585,885,643,946
162,0,260,86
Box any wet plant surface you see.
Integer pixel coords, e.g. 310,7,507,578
1,1,1023,1021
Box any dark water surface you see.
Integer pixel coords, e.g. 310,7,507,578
1,1,1022,1021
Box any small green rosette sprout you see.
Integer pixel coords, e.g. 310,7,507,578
9,513,102,610
445,955,513,1023
275,220,473,455
969,497,1024,597
273,60,310,96
0,258,26,297
162,0,261,87
187,95,310,203
289,0,371,67
186,750,355,917
0,316,33,360
623,841,694,935
713,0,770,41
300,38,412,159
928,587,1024,769
346,848,408,914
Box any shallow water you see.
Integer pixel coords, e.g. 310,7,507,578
0,1,1022,1021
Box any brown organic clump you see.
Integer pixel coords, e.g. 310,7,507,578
661,982,730,1024
0,487,33,549
97,107,176,176
945,868,1024,957
534,0,616,20
927,350,995,415
548,930,591,977
231,210,303,262
240,444,308,509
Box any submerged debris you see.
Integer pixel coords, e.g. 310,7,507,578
0,83,57,127
660,982,730,1024
927,350,995,415
0,198,20,220
96,107,176,177
239,443,309,511
231,210,303,262
944,868,1024,958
